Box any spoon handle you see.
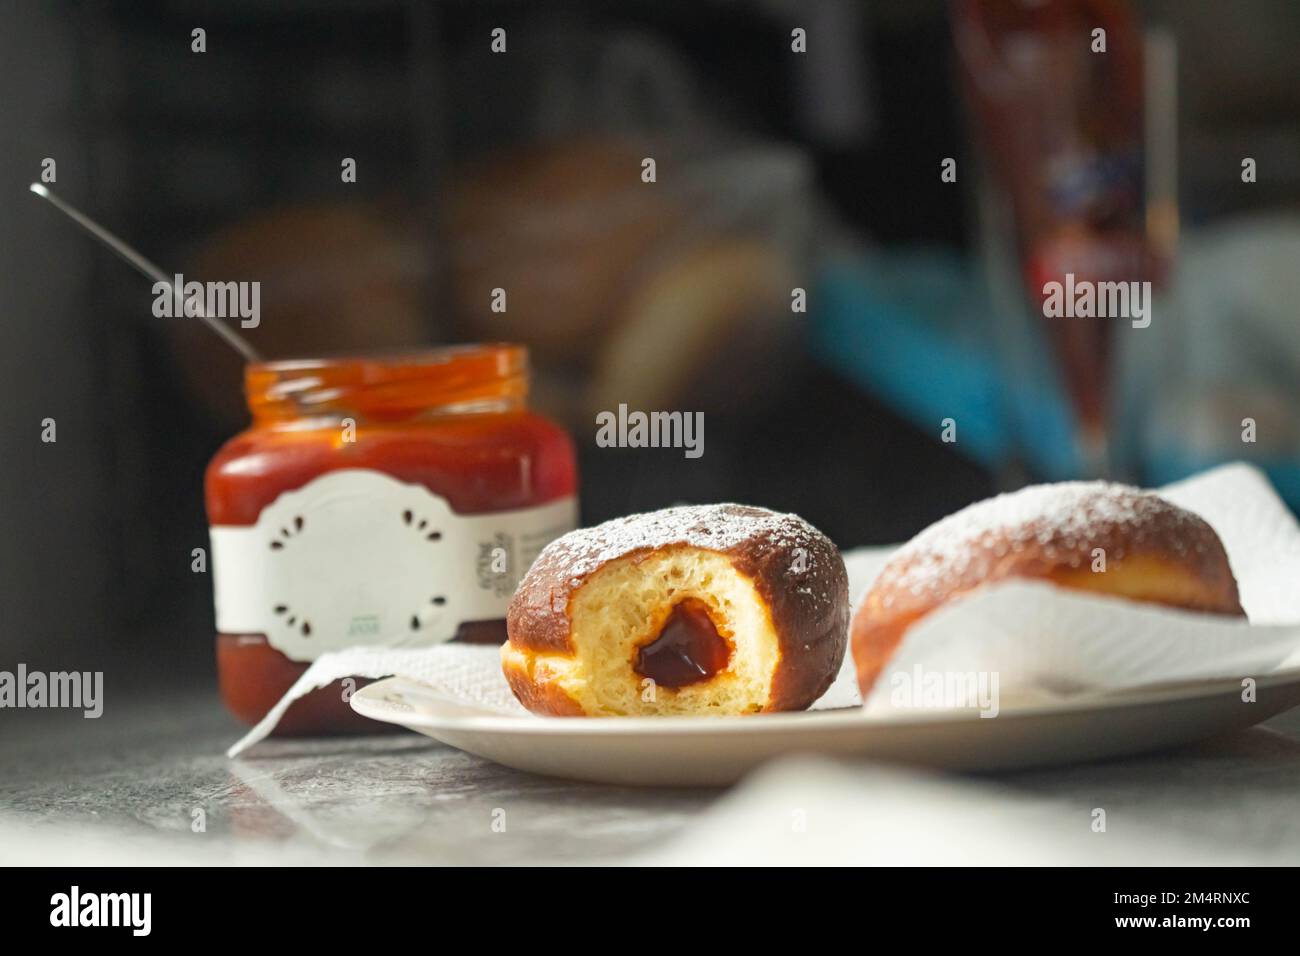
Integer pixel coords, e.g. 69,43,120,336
29,183,262,363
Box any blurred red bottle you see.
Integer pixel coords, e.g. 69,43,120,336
954,0,1158,471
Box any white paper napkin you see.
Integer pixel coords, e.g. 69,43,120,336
859,463,1300,714
227,645,526,756
228,462,1300,756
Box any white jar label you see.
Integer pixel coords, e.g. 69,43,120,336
209,469,577,662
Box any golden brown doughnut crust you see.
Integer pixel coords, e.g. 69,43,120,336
506,504,850,714
851,482,1245,697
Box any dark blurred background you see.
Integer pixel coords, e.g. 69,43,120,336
2,0,1298,691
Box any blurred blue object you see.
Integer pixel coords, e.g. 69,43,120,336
810,250,1081,478
810,241,1300,510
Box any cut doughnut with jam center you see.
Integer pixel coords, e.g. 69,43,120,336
634,598,731,688
515,546,782,715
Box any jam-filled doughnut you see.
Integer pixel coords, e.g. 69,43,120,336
851,481,1246,697
503,504,849,716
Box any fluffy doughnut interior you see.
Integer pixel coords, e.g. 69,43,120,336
536,546,779,716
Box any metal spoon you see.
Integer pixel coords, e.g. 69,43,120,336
29,182,262,363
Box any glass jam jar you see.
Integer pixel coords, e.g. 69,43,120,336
206,344,578,734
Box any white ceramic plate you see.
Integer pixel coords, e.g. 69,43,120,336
350,668,1300,786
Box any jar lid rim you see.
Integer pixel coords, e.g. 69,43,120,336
244,343,528,420
248,342,524,373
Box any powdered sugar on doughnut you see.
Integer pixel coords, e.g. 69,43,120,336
880,481,1220,602
529,504,842,610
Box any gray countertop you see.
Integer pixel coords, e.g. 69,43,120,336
4,689,1300,865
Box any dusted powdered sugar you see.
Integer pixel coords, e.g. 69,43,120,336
529,504,842,608
881,481,1217,600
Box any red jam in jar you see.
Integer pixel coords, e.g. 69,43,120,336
206,344,578,734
